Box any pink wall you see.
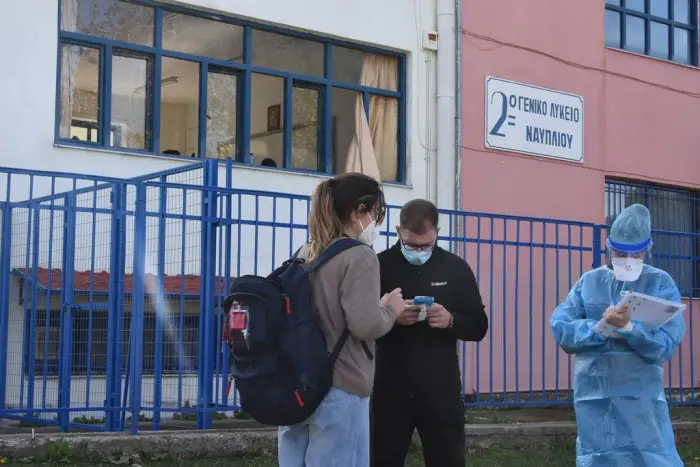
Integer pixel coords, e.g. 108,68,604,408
459,0,700,397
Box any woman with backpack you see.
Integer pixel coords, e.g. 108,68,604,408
278,173,408,467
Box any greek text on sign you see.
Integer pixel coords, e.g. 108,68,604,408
485,77,584,163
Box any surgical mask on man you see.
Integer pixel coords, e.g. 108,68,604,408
611,257,644,282
357,215,377,246
401,245,432,265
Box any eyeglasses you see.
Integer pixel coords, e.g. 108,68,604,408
401,239,436,252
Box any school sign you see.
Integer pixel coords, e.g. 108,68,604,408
485,76,584,163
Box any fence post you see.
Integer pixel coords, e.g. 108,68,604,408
130,183,147,434
26,208,41,418
152,176,167,431
105,184,125,431
592,224,602,269
0,204,12,411
58,194,77,431
198,160,218,429
221,159,233,407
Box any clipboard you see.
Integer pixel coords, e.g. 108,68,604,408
618,292,686,328
593,292,685,338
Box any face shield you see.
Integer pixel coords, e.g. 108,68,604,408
606,237,653,282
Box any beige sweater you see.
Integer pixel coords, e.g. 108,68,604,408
298,239,396,398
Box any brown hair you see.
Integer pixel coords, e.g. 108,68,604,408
400,199,439,234
308,173,386,261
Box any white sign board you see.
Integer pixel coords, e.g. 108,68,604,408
485,77,584,163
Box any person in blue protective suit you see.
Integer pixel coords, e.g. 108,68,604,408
550,203,686,467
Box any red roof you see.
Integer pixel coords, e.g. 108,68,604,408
15,267,230,296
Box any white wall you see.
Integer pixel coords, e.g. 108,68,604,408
0,0,442,277
0,0,437,205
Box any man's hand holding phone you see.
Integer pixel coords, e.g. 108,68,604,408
427,303,452,329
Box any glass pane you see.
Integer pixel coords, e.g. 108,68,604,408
292,87,320,171
673,27,691,63
674,0,690,23
111,51,152,150
250,74,284,166
251,30,323,76
333,47,399,91
331,88,361,175
606,0,620,5
625,15,645,54
606,10,622,48
650,0,669,18
61,0,154,46
626,0,645,12
59,45,100,140
162,12,244,62
70,126,89,141
649,22,670,58
159,58,199,157
370,95,399,182
206,71,238,159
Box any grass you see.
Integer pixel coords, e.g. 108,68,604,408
9,443,700,466
3,407,696,465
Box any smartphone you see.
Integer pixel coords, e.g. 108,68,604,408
413,296,434,321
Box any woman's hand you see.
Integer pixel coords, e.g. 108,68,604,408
396,300,421,326
603,304,630,328
381,288,407,318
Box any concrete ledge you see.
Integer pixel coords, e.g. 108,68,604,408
0,422,697,461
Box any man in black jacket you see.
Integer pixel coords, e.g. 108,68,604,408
371,199,488,467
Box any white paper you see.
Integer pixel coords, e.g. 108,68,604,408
593,293,684,339
617,292,686,329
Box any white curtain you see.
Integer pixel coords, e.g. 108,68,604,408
59,0,79,139
345,55,399,181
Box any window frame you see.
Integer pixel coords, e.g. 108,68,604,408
23,306,222,377
604,0,699,66
55,0,408,183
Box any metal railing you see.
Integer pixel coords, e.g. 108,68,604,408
0,160,697,433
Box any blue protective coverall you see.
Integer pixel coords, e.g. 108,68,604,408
550,264,686,467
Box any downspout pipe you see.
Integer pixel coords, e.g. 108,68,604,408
436,0,456,211
454,0,462,212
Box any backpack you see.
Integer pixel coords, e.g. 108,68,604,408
222,237,363,426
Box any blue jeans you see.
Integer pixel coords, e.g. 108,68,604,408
278,387,370,467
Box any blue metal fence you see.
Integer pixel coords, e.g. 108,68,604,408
0,161,698,433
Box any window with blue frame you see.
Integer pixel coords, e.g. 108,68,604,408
605,180,699,297
57,0,406,182
24,307,224,376
604,0,698,65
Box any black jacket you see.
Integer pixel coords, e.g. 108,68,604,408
375,242,488,396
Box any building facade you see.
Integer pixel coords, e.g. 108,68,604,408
0,0,463,424
0,0,462,205
459,0,700,398
1,0,698,428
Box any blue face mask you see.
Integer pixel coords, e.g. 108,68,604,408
401,245,432,265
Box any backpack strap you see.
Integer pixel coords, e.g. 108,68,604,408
329,328,351,364
307,238,363,273
328,329,374,363
291,244,304,260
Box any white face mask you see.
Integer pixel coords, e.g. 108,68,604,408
357,215,377,246
611,257,644,282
